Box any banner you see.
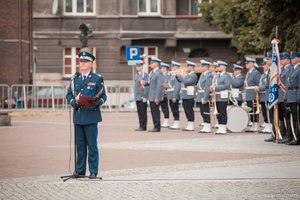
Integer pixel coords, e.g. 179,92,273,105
268,38,281,109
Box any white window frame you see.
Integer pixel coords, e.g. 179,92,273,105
140,46,158,73
64,0,96,16
63,47,79,77
138,0,161,16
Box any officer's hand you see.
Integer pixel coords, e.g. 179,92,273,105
71,99,80,109
255,86,259,92
172,98,177,104
92,99,103,107
142,98,147,103
154,98,160,105
210,85,215,91
140,79,145,85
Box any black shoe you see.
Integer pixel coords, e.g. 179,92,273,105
89,173,97,179
286,139,299,145
264,136,275,142
281,137,292,144
148,128,160,132
73,171,85,178
135,128,146,131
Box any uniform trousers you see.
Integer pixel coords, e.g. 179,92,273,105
150,101,161,130
182,99,195,122
169,99,179,120
247,100,259,122
199,102,210,123
278,102,290,121
216,101,227,125
75,123,99,175
160,97,169,119
136,100,147,129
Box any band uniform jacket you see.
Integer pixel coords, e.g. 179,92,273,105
66,72,107,125
285,63,300,103
215,72,232,102
167,74,181,100
278,64,292,103
258,70,270,102
147,68,164,102
245,68,261,101
231,74,244,102
134,72,150,101
196,71,213,102
176,72,198,100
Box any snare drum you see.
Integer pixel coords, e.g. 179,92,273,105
227,106,249,132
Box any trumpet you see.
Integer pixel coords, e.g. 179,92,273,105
255,90,260,115
169,69,187,76
212,88,219,115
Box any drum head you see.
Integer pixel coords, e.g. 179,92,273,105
227,106,249,132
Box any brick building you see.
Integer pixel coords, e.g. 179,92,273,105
0,0,33,86
32,0,238,86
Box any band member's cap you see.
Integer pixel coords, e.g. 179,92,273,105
171,61,180,67
200,60,211,67
233,64,243,71
245,57,256,63
186,60,196,67
161,62,170,69
217,60,228,67
290,51,300,58
135,60,143,66
151,57,161,63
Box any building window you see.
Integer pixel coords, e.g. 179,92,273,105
190,0,212,16
140,46,158,72
138,0,160,16
64,0,95,16
63,47,81,76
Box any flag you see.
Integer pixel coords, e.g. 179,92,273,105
268,38,281,109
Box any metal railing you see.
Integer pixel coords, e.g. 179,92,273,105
0,84,136,112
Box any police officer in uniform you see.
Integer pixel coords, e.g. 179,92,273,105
176,61,198,131
273,53,293,143
160,62,171,128
147,57,164,132
256,60,272,133
196,60,213,133
66,48,107,179
244,57,261,132
285,51,300,145
210,61,232,134
168,61,181,130
134,60,149,131
230,64,244,106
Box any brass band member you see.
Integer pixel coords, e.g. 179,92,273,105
160,62,171,128
196,60,213,133
210,61,232,135
230,64,244,106
244,57,261,132
168,61,181,129
176,61,198,131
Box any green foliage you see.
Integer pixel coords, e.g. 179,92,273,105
199,0,300,54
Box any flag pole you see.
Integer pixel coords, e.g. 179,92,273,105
275,27,279,143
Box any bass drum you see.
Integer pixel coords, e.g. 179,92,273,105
227,106,249,132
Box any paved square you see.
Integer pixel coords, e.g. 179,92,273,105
0,111,299,199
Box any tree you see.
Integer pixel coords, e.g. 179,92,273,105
199,0,300,54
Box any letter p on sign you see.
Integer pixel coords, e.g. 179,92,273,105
126,46,141,65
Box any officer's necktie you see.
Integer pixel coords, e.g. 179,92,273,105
83,75,86,81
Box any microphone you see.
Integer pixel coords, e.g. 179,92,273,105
71,72,80,80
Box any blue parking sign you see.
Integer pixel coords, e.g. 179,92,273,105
126,46,140,65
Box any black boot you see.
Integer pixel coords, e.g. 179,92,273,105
281,120,292,144
286,120,299,145
264,135,275,142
